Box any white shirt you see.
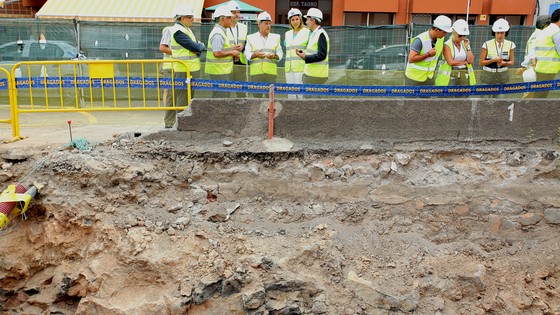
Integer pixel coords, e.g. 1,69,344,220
160,26,172,59
452,43,468,69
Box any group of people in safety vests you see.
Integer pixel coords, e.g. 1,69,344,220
159,1,330,128
158,3,560,127
405,11,560,99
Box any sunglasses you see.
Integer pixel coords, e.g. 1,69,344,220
458,34,465,37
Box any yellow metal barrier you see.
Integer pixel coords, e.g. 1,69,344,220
0,66,22,142
8,59,192,141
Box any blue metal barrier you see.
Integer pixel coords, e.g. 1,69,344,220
0,79,8,90
191,79,559,97
4,77,559,97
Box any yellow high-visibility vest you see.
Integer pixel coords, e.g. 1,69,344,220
484,38,513,66
247,32,281,76
435,39,476,86
205,25,233,75
228,22,248,64
405,31,443,82
535,24,560,74
169,23,201,72
304,27,329,78
285,27,310,73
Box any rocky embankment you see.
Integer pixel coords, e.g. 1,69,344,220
1,138,559,314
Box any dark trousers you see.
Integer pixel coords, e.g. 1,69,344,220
302,74,328,98
404,75,435,86
209,74,231,98
303,74,328,85
164,70,199,128
250,74,276,98
232,63,247,97
534,72,557,98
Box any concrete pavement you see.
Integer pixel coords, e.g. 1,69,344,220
0,109,167,149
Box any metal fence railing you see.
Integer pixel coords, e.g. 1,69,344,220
0,59,193,140
0,19,536,69
0,18,550,96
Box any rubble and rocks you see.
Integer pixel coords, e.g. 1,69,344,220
0,137,559,314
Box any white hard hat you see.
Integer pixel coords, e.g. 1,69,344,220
305,8,323,22
257,11,272,22
227,1,241,12
492,18,510,32
433,15,452,33
452,19,470,36
174,4,194,18
214,5,233,18
523,67,537,82
288,8,302,19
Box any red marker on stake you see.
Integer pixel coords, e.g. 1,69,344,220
67,120,73,142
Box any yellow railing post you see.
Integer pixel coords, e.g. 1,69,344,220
0,66,23,141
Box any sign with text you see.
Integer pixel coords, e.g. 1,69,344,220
289,1,319,10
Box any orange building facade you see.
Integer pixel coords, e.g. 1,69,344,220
204,0,538,26
0,0,539,27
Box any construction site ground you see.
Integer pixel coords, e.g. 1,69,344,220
0,110,559,314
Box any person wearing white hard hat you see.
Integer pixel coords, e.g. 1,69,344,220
534,9,560,98
295,8,330,87
284,8,310,99
205,5,239,97
516,15,550,97
244,11,283,97
227,0,248,97
158,25,174,126
479,18,516,90
405,15,452,86
163,4,206,128
435,19,476,87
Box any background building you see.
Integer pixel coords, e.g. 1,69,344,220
338,0,539,27
0,0,555,27
0,0,43,17
204,0,548,26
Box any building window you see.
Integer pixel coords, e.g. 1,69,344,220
489,15,524,26
277,0,333,26
412,14,477,26
344,12,393,26
344,12,367,26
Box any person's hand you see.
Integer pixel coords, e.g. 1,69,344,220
427,47,436,57
231,50,240,57
234,44,243,51
198,42,206,51
516,67,526,75
266,53,275,59
463,38,470,46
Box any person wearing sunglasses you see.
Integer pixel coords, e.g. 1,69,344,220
435,19,476,86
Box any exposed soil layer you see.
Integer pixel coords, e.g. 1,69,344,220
0,136,559,314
